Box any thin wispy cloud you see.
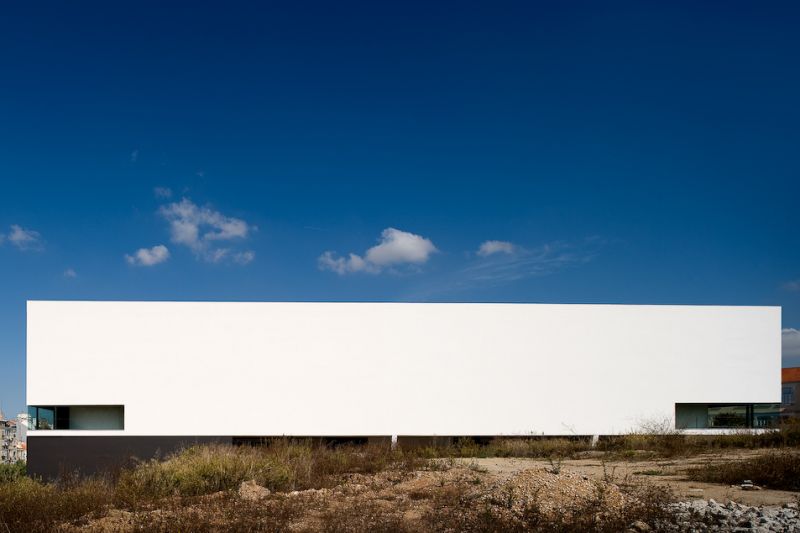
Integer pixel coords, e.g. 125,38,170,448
154,186,172,199
783,280,800,292
477,240,516,257
125,245,170,267
409,237,605,298
461,240,601,285
319,227,438,275
7,224,44,251
158,198,255,264
63,268,77,278
130,149,139,163
784,328,800,366
233,250,255,265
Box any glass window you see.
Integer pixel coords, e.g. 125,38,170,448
26,405,124,430
708,405,748,428
753,403,781,428
783,386,795,406
35,407,55,430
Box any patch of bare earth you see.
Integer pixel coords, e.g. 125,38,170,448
61,454,800,532
467,452,800,506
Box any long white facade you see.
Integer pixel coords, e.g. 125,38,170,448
27,301,781,437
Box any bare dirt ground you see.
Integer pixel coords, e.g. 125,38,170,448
466,451,800,506
67,452,800,532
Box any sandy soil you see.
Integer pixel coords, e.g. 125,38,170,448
465,451,800,506
61,451,800,531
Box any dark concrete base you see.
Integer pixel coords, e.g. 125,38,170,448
27,436,232,480
27,435,394,479
27,434,595,479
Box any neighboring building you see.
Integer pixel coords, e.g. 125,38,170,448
13,442,27,463
1,417,15,463
16,413,29,444
27,301,781,478
1,412,29,464
782,367,800,420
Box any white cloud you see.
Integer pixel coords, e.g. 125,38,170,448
158,198,254,264
8,224,44,251
783,280,800,292
233,250,255,265
365,228,438,266
63,268,77,278
154,186,172,199
318,228,437,275
477,240,516,257
130,149,139,163
318,251,377,275
784,328,800,360
125,245,170,267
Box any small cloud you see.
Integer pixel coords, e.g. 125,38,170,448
130,149,139,163
63,268,77,278
233,250,255,265
784,328,800,361
477,240,516,257
783,280,800,292
8,224,44,251
154,186,172,199
318,251,377,275
158,198,254,264
125,245,170,267
319,228,437,275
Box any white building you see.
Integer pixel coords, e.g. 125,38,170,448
26,300,781,477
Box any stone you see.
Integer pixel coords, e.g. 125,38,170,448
239,479,271,501
629,520,651,532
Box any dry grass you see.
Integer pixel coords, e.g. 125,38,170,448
2,425,800,532
442,419,800,460
421,480,677,532
443,437,595,459
0,476,112,533
687,451,800,491
115,440,428,507
127,494,309,532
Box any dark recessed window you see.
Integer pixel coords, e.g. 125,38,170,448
27,405,124,430
675,403,780,429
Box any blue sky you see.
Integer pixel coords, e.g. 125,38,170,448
1,1,799,416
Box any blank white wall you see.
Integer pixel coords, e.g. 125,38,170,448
27,301,781,436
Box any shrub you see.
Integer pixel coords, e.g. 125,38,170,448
0,476,112,533
115,441,430,507
0,461,26,483
433,437,594,459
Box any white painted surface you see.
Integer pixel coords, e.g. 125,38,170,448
27,301,781,436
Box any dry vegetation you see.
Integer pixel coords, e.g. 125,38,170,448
687,451,800,491
0,422,799,532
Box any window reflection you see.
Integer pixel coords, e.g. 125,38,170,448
676,403,781,429
27,405,125,430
